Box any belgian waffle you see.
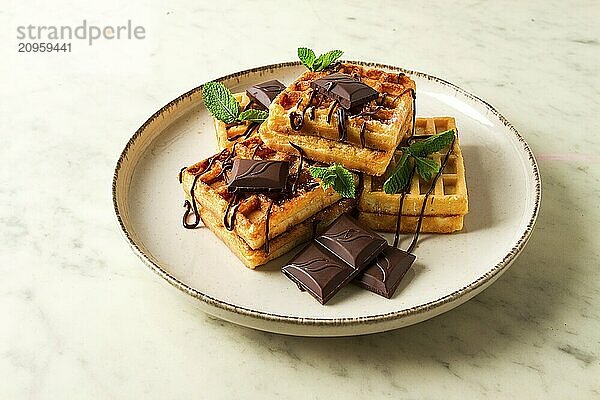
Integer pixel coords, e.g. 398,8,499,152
180,136,354,251
358,117,468,233
260,63,415,176
214,92,260,150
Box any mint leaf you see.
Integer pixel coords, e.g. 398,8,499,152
308,164,355,198
383,152,411,194
413,156,440,181
238,109,268,123
313,50,343,71
298,47,316,70
408,129,455,157
202,81,239,124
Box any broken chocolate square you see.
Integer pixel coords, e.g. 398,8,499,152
281,243,356,305
310,73,379,110
246,80,287,110
227,159,290,193
354,246,416,299
316,214,387,269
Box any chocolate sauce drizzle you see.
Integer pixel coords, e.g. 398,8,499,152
224,193,240,231
182,174,202,229
263,199,275,253
178,166,187,184
181,146,233,230
227,122,259,142
359,121,367,147
336,107,348,141
326,100,338,124
289,90,318,131
288,142,305,195
392,166,416,247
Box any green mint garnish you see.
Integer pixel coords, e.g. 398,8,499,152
313,50,343,71
238,109,268,123
408,129,455,157
203,81,270,124
308,164,355,198
298,48,316,70
382,152,411,194
413,156,440,181
298,48,343,72
383,129,455,194
202,81,240,124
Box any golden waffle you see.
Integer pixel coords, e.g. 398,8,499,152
198,199,354,269
358,117,468,233
214,92,260,150
180,136,353,250
261,111,411,176
260,63,415,176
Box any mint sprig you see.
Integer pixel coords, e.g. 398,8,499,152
413,156,440,181
308,164,355,198
408,129,455,157
203,81,269,124
298,48,343,72
203,81,240,124
238,109,268,123
298,48,316,70
382,152,411,194
383,129,456,194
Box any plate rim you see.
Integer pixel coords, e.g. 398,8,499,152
112,60,541,327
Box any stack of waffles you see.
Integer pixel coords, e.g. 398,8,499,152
358,116,468,233
180,63,468,269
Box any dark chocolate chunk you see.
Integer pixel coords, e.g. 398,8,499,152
354,246,416,299
246,80,286,110
316,214,387,269
227,159,289,193
281,214,388,304
310,73,379,110
282,243,356,304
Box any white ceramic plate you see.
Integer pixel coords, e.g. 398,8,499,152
113,61,540,336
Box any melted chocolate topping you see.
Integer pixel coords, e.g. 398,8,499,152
359,121,367,147
263,198,275,253
393,166,416,247
289,89,318,131
182,174,202,229
178,166,187,184
228,121,259,142
288,142,305,195
336,107,348,141
224,193,240,231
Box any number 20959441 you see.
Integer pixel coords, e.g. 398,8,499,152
18,42,71,53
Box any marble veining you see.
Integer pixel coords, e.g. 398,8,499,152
1,0,599,399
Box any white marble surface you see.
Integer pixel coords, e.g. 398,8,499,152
2,0,599,398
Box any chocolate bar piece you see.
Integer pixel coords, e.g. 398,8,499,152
354,246,416,299
227,159,289,193
316,214,387,269
310,73,379,110
281,214,387,304
282,243,356,305
246,80,286,110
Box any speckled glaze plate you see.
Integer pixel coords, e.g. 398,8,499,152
112,61,540,337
